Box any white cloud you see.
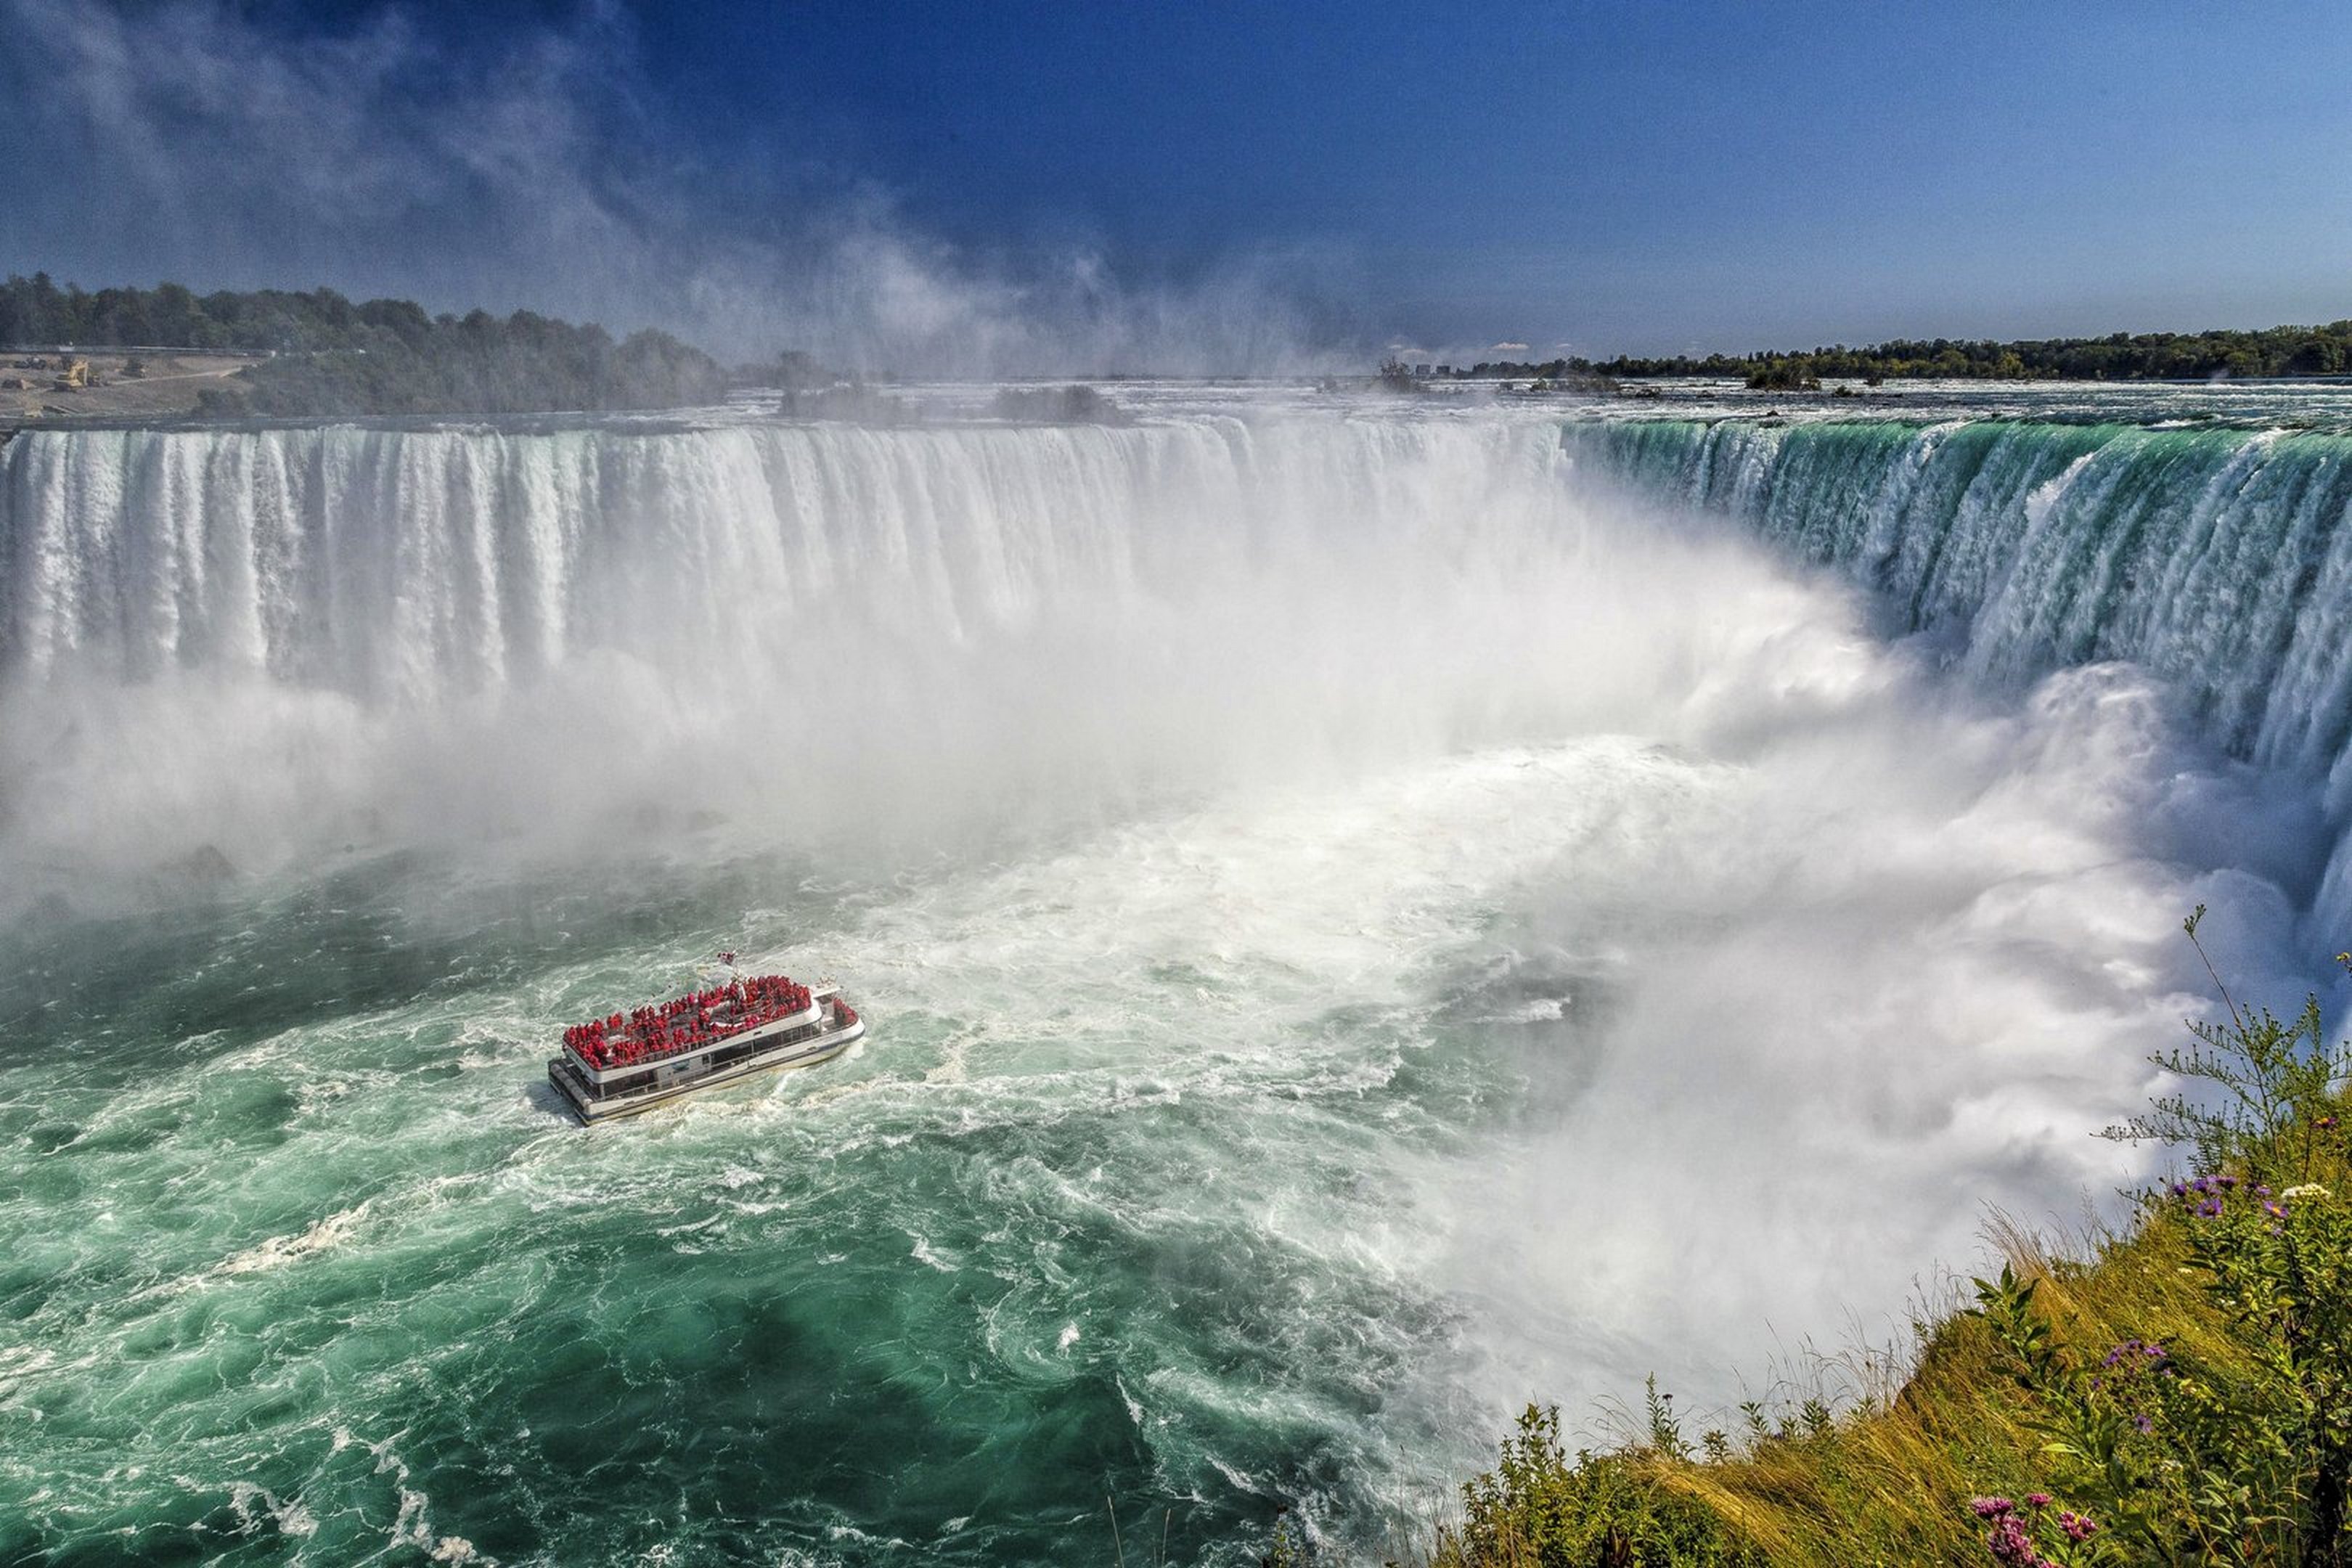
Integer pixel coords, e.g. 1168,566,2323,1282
0,0,1352,375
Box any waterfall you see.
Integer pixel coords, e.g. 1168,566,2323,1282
12,409,2351,910
0,415,1647,883
1562,418,2352,779
1564,416,2352,911
0,417,1592,700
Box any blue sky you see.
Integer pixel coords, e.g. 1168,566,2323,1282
2,0,2347,368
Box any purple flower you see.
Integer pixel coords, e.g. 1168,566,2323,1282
1986,1516,2048,1566
2025,1492,2051,1508
1972,1496,2016,1519
2058,1509,2099,1543
2197,1196,2224,1217
2133,1413,2154,1434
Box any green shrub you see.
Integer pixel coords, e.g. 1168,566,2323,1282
1437,1402,1763,1568
1965,908,2352,1565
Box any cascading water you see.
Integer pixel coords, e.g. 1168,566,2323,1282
0,397,2325,1564
2,415,1681,886
1560,415,2352,915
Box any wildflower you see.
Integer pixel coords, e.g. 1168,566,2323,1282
2057,1509,2099,1543
2264,1201,2286,1220
2133,1413,2153,1434
2197,1196,2224,1217
2025,1493,2051,1508
1972,1496,2016,1519
2284,1183,2330,1199
2319,1115,2340,1130
2217,1174,2239,1189
1986,1514,2047,1566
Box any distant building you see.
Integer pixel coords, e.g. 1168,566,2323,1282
1413,363,1432,378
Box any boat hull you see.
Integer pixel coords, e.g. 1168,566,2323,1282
549,1013,865,1124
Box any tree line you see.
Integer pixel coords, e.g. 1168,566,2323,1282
1,274,727,416
1419,319,2352,389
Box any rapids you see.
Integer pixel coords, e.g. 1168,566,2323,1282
0,390,2335,1564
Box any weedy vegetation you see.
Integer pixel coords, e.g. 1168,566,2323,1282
1403,910,2352,1567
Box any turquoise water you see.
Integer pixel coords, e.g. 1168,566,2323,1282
0,754,1633,1565
1,396,2332,1562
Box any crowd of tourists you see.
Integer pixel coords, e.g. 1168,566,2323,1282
563,974,814,1069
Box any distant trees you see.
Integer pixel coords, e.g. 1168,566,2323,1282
1408,321,2352,386
203,317,727,417
1596,322,2352,384
1,273,399,354
0,274,730,416
1744,361,1819,391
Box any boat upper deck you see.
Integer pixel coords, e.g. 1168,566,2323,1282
547,988,863,1119
560,974,836,1084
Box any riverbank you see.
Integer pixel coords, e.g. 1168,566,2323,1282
1,280,726,422
0,349,255,422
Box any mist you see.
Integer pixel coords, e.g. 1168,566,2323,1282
0,0,1352,375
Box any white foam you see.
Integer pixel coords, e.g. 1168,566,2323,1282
215,1201,372,1276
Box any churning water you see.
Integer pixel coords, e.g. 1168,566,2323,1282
0,387,2340,1563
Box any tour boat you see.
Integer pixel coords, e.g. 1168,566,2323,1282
547,963,865,1124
